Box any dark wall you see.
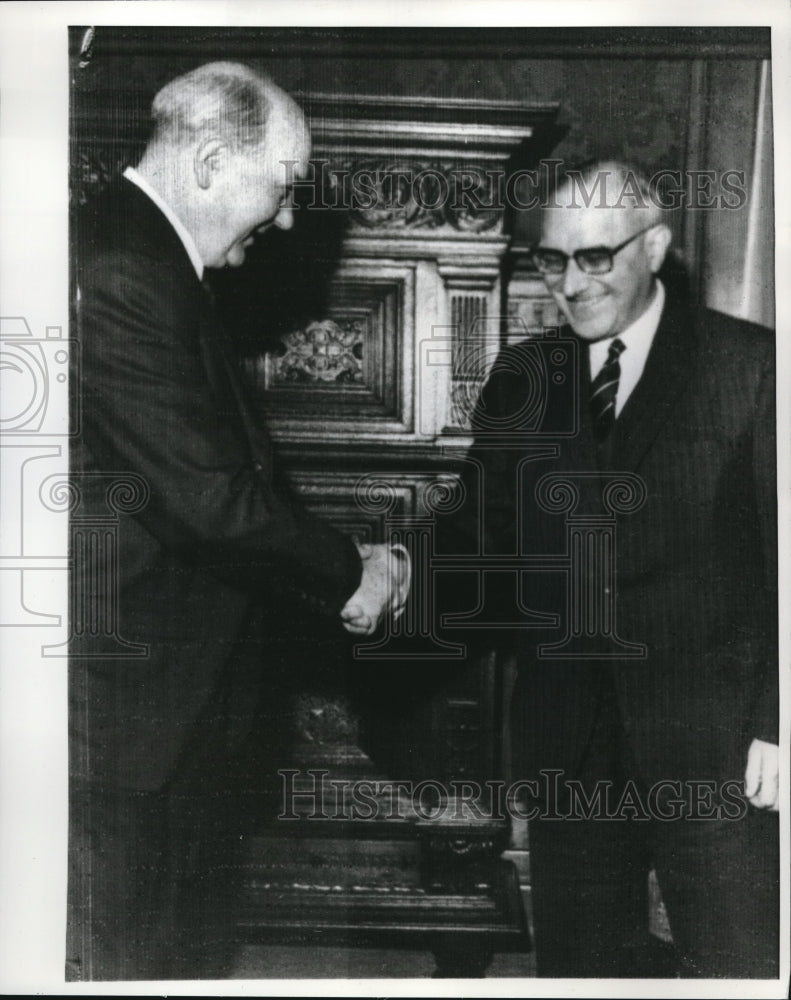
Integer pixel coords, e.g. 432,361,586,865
76,47,693,170
269,56,693,171
72,25,765,178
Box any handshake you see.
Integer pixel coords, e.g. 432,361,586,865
340,542,411,636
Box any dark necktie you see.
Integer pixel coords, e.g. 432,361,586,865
590,337,625,441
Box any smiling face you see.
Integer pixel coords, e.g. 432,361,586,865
539,186,670,342
202,99,310,269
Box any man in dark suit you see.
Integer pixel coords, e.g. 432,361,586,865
443,160,779,977
69,61,405,980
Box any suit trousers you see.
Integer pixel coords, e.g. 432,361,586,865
527,670,779,978
66,781,241,981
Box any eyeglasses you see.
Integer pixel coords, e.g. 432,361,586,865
531,223,658,277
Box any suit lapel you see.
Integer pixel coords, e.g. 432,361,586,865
607,298,698,471
544,330,603,512
198,296,275,472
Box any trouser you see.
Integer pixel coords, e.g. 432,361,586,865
66,781,241,981
527,673,779,978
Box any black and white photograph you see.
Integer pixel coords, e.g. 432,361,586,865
0,3,789,994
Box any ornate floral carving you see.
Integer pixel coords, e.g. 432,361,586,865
274,318,365,386
70,146,138,204
293,693,359,747
330,160,503,233
449,378,485,431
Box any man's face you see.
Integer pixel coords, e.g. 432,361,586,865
539,193,664,342
209,104,310,268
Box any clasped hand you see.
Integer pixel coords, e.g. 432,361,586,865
340,542,410,636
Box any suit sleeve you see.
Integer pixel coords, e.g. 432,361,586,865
77,250,361,613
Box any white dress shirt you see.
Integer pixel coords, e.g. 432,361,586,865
123,166,204,280
588,280,665,416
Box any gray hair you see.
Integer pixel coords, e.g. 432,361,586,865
549,158,665,221
149,61,272,150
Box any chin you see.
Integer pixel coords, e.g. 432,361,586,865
576,324,616,342
567,308,618,342
225,245,247,268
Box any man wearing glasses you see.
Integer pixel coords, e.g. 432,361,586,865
451,160,778,976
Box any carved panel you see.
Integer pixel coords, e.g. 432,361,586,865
318,161,503,234
264,278,399,418
246,261,415,436
274,318,365,387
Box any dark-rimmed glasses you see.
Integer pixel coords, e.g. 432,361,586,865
531,223,658,277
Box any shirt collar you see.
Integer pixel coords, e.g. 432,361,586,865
589,279,665,378
123,166,204,280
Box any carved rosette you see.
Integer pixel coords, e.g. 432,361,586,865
293,692,360,747
273,318,365,385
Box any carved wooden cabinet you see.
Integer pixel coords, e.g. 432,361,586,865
224,95,562,973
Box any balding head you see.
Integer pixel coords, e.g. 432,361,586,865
149,61,301,152
137,62,310,269
536,160,672,341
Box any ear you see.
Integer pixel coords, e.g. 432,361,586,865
646,223,672,274
193,137,226,191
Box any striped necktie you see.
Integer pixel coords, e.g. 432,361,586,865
590,337,625,441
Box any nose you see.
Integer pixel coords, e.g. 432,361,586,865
274,204,294,231
559,256,590,298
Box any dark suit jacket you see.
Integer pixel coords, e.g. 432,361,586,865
442,295,777,790
71,178,361,792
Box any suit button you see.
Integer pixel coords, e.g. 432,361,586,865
252,461,263,473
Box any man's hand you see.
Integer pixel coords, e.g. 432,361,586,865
744,738,779,811
340,542,410,636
